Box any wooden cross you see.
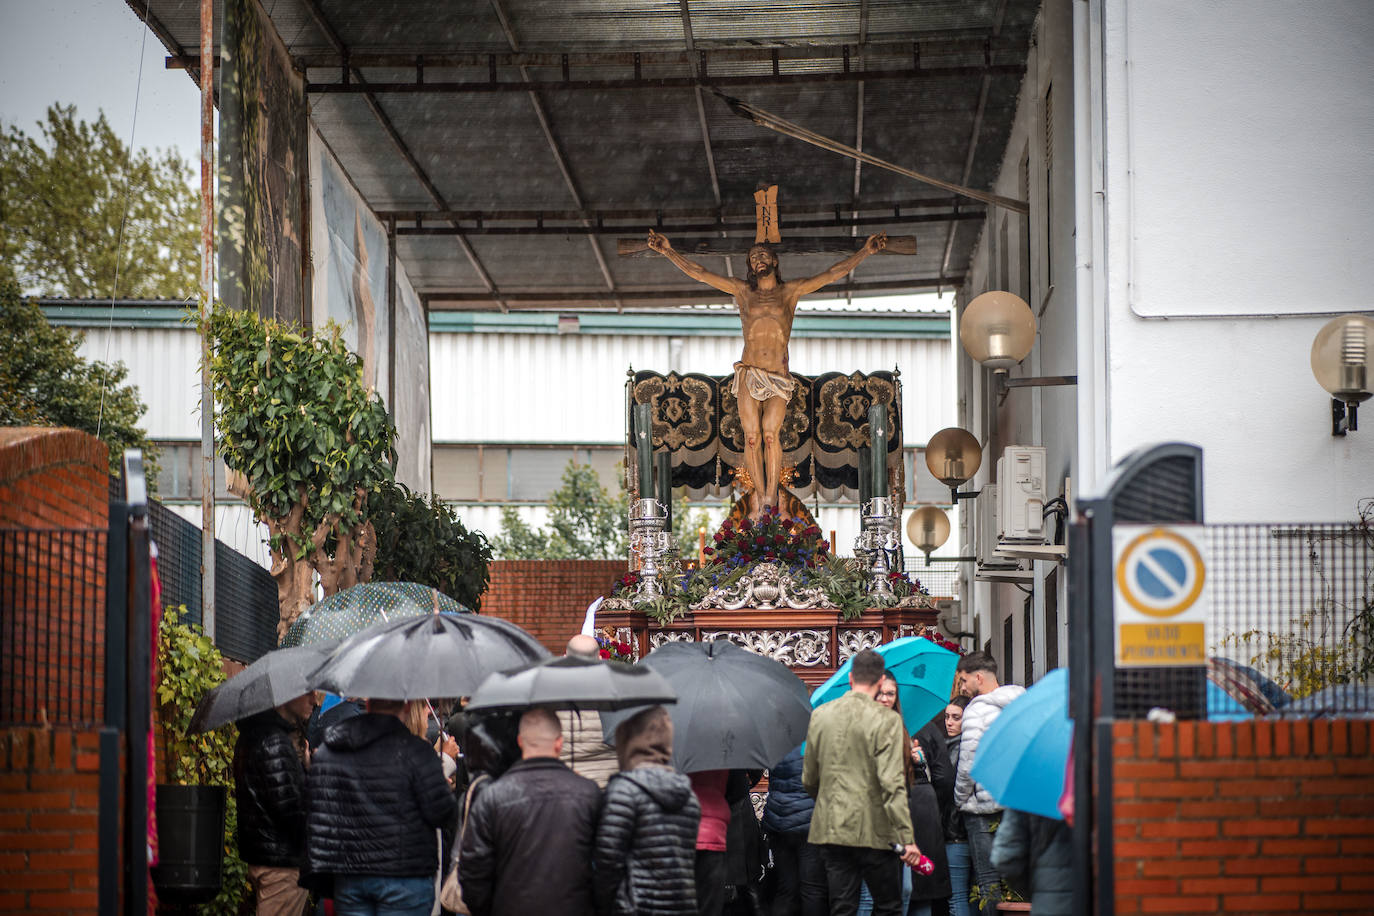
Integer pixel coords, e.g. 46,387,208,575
618,183,917,257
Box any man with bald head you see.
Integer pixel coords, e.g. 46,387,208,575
558,633,620,787
460,707,602,916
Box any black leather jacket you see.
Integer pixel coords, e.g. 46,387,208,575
232,709,306,867
458,757,602,916
305,713,458,878
594,765,701,915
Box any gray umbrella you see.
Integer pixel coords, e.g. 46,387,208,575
466,655,678,713
188,640,339,733
1277,683,1374,719
599,639,812,773
308,611,549,700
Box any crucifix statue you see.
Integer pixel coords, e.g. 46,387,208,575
647,189,887,518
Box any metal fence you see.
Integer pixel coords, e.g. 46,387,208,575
0,528,105,725
1206,521,1372,716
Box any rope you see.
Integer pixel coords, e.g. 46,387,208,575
710,88,1029,215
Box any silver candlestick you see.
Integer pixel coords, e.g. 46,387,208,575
629,498,672,600
855,496,900,600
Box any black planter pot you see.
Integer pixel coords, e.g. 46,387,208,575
150,783,226,907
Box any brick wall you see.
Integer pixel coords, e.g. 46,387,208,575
0,428,108,530
0,727,103,914
480,560,626,653
0,429,108,725
1113,719,1374,915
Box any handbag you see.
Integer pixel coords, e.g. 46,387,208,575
439,774,489,915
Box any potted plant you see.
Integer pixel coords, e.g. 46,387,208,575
153,607,251,913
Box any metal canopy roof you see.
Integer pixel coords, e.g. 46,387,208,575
131,0,1039,310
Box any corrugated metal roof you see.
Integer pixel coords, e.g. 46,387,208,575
131,0,1040,308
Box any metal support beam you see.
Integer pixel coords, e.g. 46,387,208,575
940,0,1008,285
422,274,962,308
680,0,733,279
395,208,981,238
304,63,1026,94
376,195,972,225
298,0,508,311
490,0,624,309
198,0,215,639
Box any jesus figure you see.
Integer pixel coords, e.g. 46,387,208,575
647,229,888,518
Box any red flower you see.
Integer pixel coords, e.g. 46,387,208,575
714,531,725,542
741,518,753,530
722,520,734,532
773,533,784,545
804,525,820,537
618,642,632,655
703,547,715,555
599,648,611,659
755,535,767,545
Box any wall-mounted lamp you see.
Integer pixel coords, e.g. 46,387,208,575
906,505,951,561
926,427,983,502
1311,313,1374,436
959,290,1077,397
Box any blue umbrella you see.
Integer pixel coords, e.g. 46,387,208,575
969,668,1071,820
811,637,959,735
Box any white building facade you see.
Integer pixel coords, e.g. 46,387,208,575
956,0,1374,685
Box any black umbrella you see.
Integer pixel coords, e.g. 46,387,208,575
308,611,549,701
466,655,678,713
599,639,812,773
188,640,339,733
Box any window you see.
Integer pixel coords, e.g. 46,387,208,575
151,442,233,502
432,444,625,503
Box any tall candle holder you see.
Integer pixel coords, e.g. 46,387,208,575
629,497,672,600
855,496,900,600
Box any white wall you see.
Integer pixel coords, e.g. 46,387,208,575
1097,0,1374,521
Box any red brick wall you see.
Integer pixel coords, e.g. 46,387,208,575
0,428,108,530
1113,719,1374,915
0,429,108,726
480,560,626,653
0,727,103,914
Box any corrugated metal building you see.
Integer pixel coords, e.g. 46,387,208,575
44,300,957,587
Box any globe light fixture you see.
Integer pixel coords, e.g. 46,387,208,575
960,291,1037,370
1311,313,1374,436
926,427,983,501
906,505,951,561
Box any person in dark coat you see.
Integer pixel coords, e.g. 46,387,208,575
233,692,315,916
990,808,1071,916
907,713,955,915
304,697,459,915
760,747,826,916
306,696,364,751
458,708,602,916
940,697,972,916
594,705,701,916
722,770,765,915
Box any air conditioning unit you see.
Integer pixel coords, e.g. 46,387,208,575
976,483,1034,582
998,446,1047,544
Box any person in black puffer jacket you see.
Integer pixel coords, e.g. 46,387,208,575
233,693,315,916
304,698,459,914
760,746,825,916
595,705,700,916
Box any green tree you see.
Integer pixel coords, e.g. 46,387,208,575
493,461,629,559
0,279,159,483
370,481,493,611
204,307,395,637
1,105,197,299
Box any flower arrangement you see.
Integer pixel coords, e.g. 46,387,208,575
914,624,963,655
596,629,635,662
704,506,829,570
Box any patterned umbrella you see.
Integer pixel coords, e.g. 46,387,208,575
280,581,471,648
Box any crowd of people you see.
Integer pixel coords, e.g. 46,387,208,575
230,639,1067,916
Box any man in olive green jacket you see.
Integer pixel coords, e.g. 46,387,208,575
802,648,922,916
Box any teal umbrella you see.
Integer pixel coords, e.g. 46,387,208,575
280,581,470,648
969,668,1071,820
810,636,960,735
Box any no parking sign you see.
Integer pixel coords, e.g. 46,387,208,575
1113,525,1209,666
